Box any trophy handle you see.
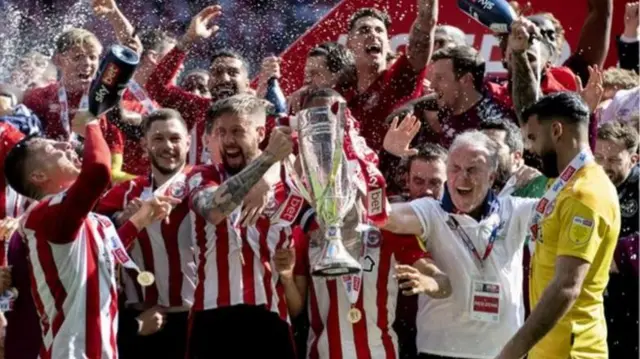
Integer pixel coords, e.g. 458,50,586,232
284,156,312,203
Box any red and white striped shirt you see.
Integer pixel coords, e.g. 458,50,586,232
295,213,426,359
97,167,196,308
186,164,305,319
20,125,138,359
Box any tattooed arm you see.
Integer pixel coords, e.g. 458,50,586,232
512,50,539,123
406,0,438,71
191,153,278,225
191,127,294,225
509,19,542,124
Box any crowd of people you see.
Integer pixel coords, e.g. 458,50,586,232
0,0,637,358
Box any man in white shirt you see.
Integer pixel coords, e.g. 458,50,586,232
382,130,537,359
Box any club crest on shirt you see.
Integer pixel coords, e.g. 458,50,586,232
168,180,187,199
569,216,594,245
621,199,638,218
365,230,382,248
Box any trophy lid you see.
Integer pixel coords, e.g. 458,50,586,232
110,45,140,66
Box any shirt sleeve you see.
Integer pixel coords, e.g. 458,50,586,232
556,197,606,263
96,180,133,216
408,197,437,241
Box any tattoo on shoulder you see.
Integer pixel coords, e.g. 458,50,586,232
192,153,275,221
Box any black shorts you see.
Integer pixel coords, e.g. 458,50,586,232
188,305,296,359
118,309,189,359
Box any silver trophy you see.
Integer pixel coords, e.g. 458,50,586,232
286,103,361,277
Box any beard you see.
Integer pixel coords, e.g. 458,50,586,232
149,153,182,175
540,149,560,178
211,81,239,99
605,169,626,187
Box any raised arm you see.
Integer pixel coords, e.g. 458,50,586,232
56,114,112,242
564,0,613,83
406,0,438,71
509,19,541,123
190,127,293,225
146,6,222,128
92,0,137,47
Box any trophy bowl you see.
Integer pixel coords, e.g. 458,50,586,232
286,103,362,277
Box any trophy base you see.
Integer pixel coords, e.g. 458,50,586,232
311,238,362,278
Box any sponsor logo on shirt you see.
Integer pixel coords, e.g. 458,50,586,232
536,198,549,213
279,195,303,223
560,166,576,182
367,188,383,215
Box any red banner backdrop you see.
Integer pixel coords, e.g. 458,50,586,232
271,0,627,95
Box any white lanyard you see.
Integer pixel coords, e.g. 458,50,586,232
128,80,157,114
341,270,364,306
529,149,594,240
498,175,518,198
57,86,88,138
98,214,143,272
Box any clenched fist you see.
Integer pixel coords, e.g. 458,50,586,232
508,17,541,52
264,127,294,162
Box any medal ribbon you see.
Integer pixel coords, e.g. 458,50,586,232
96,214,143,272
58,86,88,141
128,80,157,114
528,150,593,241
343,111,388,226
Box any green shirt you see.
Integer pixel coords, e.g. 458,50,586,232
512,175,550,199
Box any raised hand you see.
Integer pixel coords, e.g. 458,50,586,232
508,17,541,52
92,0,118,17
257,56,282,98
383,113,421,157
624,2,639,38
265,126,294,162
576,65,604,112
182,5,223,47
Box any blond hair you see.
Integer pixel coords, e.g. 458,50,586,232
55,28,102,54
603,68,640,90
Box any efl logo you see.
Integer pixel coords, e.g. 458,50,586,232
367,188,383,215
114,248,129,264
102,63,120,86
561,167,576,182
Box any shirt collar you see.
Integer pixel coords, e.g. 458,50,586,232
440,184,498,220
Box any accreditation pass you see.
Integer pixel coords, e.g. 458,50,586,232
469,278,501,323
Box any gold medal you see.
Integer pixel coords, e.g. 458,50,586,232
347,307,362,324
137,271,155,287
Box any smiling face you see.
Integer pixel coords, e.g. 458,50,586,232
595,139,638,186
347,16,389,72
446,144,496,213
143,118,190,175
209,56,250,99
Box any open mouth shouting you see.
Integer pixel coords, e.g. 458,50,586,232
365,43,382,56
